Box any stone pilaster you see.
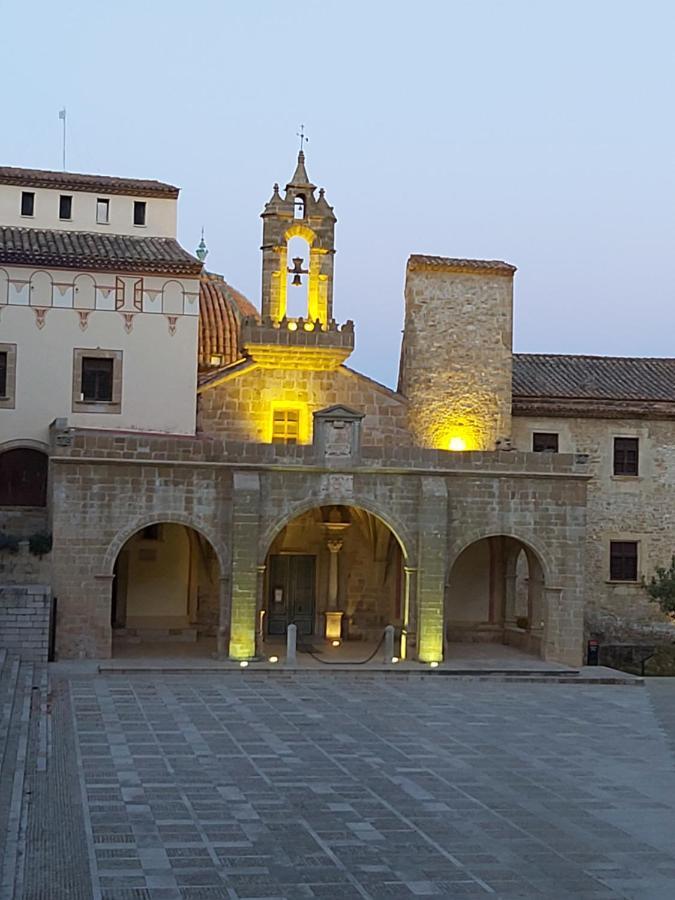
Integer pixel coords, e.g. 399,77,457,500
228,472,261,660
416,477,448,662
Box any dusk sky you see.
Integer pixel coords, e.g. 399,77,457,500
2,0,674,387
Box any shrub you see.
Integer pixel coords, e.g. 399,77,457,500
28,532,52,558
645,556,675,615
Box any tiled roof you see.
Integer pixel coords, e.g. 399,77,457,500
407,255,516,275
0,226,202,275
513,353,675,402
0,166,179,198
198,273,258,370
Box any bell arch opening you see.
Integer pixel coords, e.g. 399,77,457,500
261,504,407,653
111,522,221,658
446,536,547,658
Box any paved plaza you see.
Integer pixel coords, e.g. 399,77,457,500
4,662,675,899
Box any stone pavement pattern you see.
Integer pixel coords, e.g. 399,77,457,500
5,666,675,898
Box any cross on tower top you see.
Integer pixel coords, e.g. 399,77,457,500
297,124,308,152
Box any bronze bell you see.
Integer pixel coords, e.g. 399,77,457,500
289,256,306,286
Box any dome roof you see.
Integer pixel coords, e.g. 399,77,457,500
198,272,258,370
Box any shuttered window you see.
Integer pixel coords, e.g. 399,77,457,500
81,357,114,402
610,541,638,581
613,437,639,476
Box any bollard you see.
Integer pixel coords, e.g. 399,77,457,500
383,624,395,664
285,623,297,666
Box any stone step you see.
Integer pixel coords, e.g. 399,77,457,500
114,627,198,643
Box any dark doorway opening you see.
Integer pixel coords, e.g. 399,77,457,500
267,554,316,636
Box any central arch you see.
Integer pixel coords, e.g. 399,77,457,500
261,503,409,648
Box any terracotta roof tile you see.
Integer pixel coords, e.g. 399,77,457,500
198,273,258,370
0,226,202,275
0,166,178,198
513,353,675,402
407,254,516,275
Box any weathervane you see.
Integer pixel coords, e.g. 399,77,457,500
297,124,309,152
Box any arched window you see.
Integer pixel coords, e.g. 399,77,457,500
0,448,48,506
293,195,305,220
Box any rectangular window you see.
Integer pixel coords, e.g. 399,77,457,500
96,198,110,224
0,344,17,409
81,357,114,402
272,408,300,445
532,432,559,453
59,194,72,219
133,201,146,226
21,192,34,216
72,348,122,414
610,541,638,582
613,437,639,476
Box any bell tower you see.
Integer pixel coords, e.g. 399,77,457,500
241,146,354,370
260,149,336,323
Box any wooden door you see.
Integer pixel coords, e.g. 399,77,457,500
267,555,316,636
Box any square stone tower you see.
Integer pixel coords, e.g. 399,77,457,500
398,255,516,450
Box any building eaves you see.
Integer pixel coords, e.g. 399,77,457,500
0,166,179,198
407,254,516,276
0,226,202,275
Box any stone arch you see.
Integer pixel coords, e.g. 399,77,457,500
259,496,415,567
446,530,553,659
102,512,227,577
284,222,316,245
0,438,50,454
448,529,553,585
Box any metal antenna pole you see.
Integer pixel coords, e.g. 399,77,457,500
59,108,67,170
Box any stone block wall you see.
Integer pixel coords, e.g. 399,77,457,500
399,258,514,450
50,437,233,658
0,542,51,584
0,584,51,662
512,413,675,640
48,426,588,665
198,363,409,448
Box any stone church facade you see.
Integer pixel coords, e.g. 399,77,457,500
0,153,672,666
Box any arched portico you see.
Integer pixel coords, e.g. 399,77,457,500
103,517,227,658
230,498,415,661
445,533,556,661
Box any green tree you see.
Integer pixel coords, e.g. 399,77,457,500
646,556,675,615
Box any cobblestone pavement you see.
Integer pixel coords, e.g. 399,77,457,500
8,670,675,899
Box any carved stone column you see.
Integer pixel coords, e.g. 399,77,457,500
321,507,350,641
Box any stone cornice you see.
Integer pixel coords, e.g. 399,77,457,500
407,255,516,277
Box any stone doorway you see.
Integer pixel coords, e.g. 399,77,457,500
111,522,220,657
267,554,316,636
445,536,547,658
262,505,405,648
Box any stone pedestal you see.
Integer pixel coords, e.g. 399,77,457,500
324,610,344,641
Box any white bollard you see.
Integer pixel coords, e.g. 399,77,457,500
285,623,297,666
383,624,395,664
